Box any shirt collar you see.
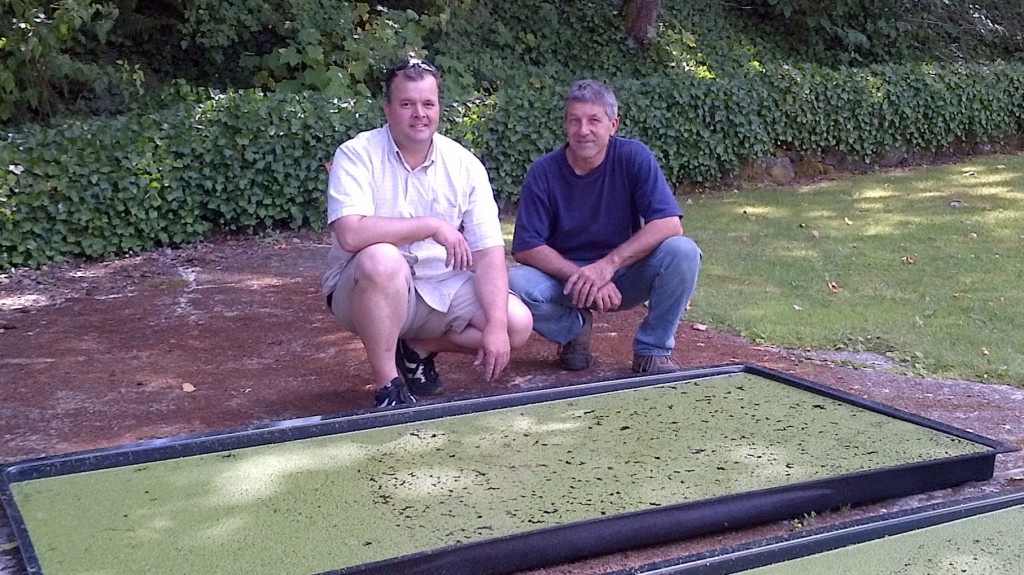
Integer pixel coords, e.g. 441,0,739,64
385,126,436,171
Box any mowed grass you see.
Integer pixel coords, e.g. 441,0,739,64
682,154,1024,386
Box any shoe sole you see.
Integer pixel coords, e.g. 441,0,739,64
561,356,593,371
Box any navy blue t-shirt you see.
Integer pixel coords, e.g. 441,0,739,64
512,136,683,262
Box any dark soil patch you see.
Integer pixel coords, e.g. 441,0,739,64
2,233,1022,575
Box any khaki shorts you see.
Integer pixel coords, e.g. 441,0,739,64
327,263,481,340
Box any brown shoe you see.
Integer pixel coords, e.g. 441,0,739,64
632,353,681,374
558,309,593,371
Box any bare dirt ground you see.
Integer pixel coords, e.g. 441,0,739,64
2,231,1023,575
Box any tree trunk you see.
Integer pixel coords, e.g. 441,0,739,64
622,0,662,45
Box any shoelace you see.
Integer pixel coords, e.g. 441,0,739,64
377,383,417,407
421,355,438,380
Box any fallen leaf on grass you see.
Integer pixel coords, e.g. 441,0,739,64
182,383,196,393
691,323,708,331
901,256,916,264
827,281,842,293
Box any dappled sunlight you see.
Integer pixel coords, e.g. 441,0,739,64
736,205,774,217
113,515,176,544
0,258,303,314
0,293,51,311
476,412,584,435
9,372,1000,574
853,213,926,237
728,443,796,480
723,199,840,223
208,442,370,505
236,274,293,288
802,209,840,220
976,209,1024,226
195,514,248,544
855,187,901,200
968,187,1024,202
186,269,297,289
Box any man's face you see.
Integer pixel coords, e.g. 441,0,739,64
564,100,619,165
384,75,441,150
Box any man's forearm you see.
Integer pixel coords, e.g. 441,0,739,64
600,216,682,271
513,244,580,282
332,215,439,253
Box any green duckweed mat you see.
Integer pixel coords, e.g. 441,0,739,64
747,503,1024,574
1,368,1010,575
613,490,1024,575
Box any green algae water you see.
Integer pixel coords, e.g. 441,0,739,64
745,505,1024,574
9,373,989,574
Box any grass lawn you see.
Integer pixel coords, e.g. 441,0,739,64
681,154,1024,386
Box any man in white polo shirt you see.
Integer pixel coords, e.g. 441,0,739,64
323,58,533,407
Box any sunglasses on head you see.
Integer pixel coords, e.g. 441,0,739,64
392,58,437,73
386,58,439,81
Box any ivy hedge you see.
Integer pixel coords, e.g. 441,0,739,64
4,60,1024,269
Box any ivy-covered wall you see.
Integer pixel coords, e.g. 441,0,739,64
4,0,1024,269
5,61,1023,270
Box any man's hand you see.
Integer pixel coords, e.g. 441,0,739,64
589,282,622,312
564,260,616,309
474,325,511,381
431,219,472,270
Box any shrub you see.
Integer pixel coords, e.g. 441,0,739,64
1,89,381,268
5,1,1024,269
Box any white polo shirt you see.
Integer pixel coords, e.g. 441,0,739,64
322,126,504,312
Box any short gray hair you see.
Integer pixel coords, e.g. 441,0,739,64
564,79,618,121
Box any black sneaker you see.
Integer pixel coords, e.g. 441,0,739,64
396,339,445,395
374,377,417,408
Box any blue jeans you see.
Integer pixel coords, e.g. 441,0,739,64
509,236,702,356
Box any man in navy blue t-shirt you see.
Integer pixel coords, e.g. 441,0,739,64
509,79,702,373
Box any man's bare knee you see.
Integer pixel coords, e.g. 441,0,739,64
353,244,410,286
508,298,534,349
